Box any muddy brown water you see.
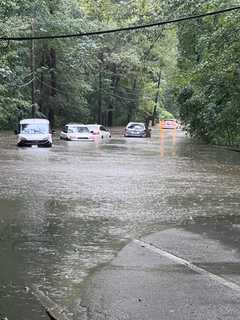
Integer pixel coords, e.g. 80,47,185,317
0,128,239,319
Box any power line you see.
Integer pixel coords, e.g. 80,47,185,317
0,6,240,42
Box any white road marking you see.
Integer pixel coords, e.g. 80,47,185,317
134,239,240,294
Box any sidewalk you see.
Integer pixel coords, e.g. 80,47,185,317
79,228,240,320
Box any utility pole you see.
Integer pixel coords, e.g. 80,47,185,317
152,71,161,126
31,17,36,118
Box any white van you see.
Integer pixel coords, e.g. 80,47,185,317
17,118,52,147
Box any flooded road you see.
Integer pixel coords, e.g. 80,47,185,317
0,127,239,319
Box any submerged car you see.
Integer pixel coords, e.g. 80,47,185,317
60,123,92,141
17,118,52,147
124,122,151,138
86,124,111,140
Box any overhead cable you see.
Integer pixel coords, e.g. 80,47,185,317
0,6,240,41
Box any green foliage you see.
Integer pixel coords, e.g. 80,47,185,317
168,0,240,146
0,0,240,147
159,108,174,120
0,0,176,129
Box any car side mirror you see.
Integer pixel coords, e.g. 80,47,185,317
14,129,19,135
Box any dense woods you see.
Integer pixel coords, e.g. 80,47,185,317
0,0,239,146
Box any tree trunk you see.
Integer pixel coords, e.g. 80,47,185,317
47,47,57,127
107,63,119,126
107,110,113,127
38,49,45,114
98,66,102,124
127,79,137,123
152,71,161,126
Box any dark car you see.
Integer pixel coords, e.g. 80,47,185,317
124,122,151,138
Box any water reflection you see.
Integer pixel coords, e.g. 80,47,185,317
0,128,239,319
159,128,177,157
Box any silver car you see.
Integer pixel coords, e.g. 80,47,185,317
124,122,151,138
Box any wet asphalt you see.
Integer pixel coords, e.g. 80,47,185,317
0,127,239,319
81,229,240,320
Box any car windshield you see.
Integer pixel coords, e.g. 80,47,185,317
68,126,89,133
21,124,49,134
128,123,144,130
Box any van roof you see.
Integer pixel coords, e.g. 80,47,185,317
20,118,49,124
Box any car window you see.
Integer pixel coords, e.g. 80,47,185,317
100,126,106,131
128,123,144,129
21,124,49,134
78,127,89,133
87,125,98,132
67,126,89,133
68,126,79,133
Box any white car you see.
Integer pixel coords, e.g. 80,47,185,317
17,118,52,147
60,124,92,141
86,124,111,140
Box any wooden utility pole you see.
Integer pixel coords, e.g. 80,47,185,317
152,71,161,126
31,18,36,118
47,4,57,128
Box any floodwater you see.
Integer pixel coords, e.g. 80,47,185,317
0,127,239,319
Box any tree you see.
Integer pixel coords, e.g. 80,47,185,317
168,0,240,145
